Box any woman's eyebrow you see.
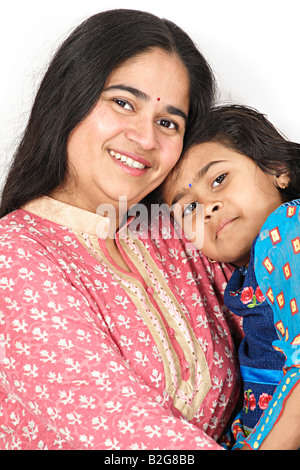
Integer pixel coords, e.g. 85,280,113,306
166,106,187,123
103,84,187,122
104,84,148,101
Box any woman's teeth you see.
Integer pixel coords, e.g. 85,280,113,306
109,150,146,169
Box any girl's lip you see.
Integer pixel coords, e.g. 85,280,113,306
108,149,151,168
215,218,237,238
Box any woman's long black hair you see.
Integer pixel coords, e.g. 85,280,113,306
178,104,300,203
0,9,215,218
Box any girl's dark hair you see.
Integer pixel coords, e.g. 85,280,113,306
180,104,300,202
0,9,215,217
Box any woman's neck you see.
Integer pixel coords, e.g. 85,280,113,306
50,189,131,271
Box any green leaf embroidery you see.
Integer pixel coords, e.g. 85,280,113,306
246,294,264,309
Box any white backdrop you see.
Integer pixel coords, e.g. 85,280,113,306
1,0,299,189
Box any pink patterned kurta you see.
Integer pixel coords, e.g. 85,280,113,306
0,197,241,450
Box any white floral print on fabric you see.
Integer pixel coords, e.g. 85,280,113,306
0,197,242,449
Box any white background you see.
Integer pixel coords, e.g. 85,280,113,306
1,0,299,190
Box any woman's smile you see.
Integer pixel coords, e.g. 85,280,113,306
108,149,150,172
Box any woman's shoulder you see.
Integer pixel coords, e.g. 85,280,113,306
0,209,29,235
0,208,64,255
0,209,49,260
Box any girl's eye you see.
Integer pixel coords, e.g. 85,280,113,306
183,201,199,217
113,98,134,110
212,173,227,189
157,119,178,130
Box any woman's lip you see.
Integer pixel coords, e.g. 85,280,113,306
215,218,237,238
109,149,151,167
109,149,150,176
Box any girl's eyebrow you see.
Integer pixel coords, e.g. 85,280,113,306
103,84,187,122
195,159,227,181
170,160,227,206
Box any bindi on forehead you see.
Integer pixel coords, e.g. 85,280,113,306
157,97,160,101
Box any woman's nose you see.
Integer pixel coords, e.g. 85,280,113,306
204,200,223,220
125,119,158,151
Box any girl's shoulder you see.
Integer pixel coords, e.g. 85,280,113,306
275,198,300,213
260,199,300,235
255,199,300,264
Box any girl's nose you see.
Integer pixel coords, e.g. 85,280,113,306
125,119,157,151
204,200,223,220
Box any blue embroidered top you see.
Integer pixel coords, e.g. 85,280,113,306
224,200,300,449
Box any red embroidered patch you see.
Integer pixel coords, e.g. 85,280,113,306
287,206,297,217
291,237,300,254
269,227,281,245
283,262,292,280
276,292,285,309
262,257,274,274
290,298,298,315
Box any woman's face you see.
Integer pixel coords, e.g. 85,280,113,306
61,48,190,217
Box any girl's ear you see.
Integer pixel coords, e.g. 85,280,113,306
275,172,290,189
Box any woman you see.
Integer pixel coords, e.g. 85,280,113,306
0,9,241,450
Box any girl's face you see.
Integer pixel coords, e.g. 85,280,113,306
164,142,285,266
58,48,190,219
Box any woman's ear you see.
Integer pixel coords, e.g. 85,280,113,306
275,172,290,189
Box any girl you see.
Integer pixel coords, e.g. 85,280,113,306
162,104,300,449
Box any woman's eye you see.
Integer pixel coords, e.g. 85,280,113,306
157,119,178,130
212,173,227,189
183,201,199,217
114,99,133,110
